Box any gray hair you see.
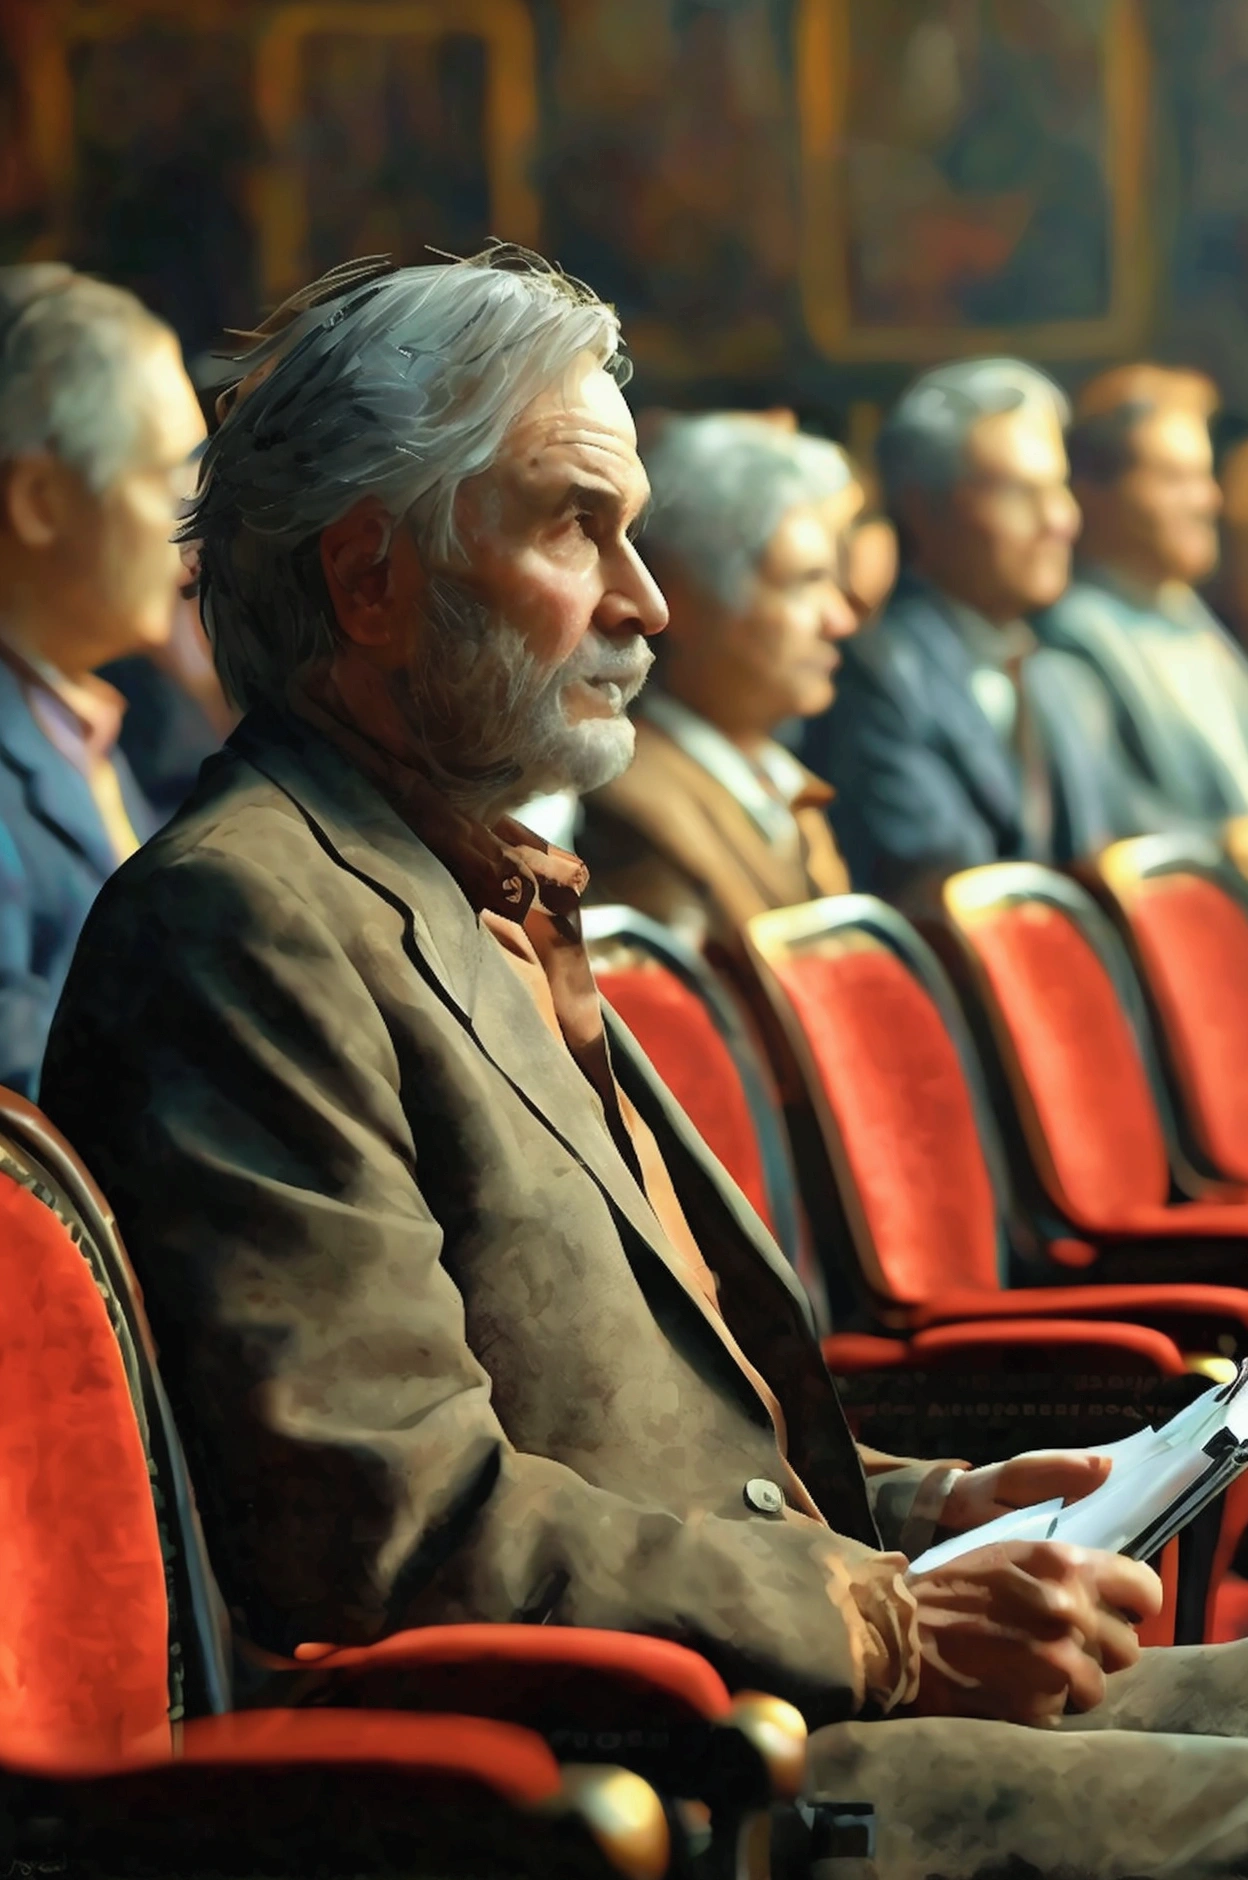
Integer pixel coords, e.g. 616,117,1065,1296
640,414,856,608
876,357,1071,520
187,250,628,713
0,265,173,493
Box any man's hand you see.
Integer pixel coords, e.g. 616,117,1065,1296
906,1541,1163,1728
940,1450,1113,1535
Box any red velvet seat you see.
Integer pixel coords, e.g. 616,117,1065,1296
594,959,776,1231
583,904,810,1290
0,1088,803,1877
937,863,1248,1264
1091,836,1248,1190
743,895,1248,1360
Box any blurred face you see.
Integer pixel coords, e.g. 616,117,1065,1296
66,333,206,670
909,405,1081,621
717,502,861,724
1088,408,1222,586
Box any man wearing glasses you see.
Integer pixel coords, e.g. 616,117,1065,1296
800,357,1182,913
0,265,206,1094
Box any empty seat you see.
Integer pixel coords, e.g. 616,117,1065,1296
743,894,1248,1357
938,862,1248,1260
583,905,802,1262
1094,835,1248,1188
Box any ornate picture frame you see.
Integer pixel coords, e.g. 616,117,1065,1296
796,0,1153,362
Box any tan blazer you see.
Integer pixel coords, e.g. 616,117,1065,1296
42,709,940,1724
580,717,849,948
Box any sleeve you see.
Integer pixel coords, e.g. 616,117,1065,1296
858,1450,972,1559
810,662,999,902
41,847,922,1726
0,819,58,1099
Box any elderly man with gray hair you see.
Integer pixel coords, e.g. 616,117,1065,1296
40,257,1248,1880
0,264,205,1094
580,411,860,952
800,356,1176,911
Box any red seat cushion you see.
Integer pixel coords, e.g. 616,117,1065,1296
599,965,774,1227
0,1173,170,1764
1124,875,1248,1184
914,1280,1248,1338
967,905,1172,1229
773,947,1000,1305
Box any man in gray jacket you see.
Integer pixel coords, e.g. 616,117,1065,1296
1038,381,1248,820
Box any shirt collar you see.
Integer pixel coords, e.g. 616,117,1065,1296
289,682,589,924
640,690,831,843
1078,561,1216,632
909,576,1037,668
0,628,126,765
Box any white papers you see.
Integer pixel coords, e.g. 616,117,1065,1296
908,1361,1248,1576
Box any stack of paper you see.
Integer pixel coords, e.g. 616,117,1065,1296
908,1360,1248,1576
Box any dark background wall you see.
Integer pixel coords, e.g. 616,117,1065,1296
2,0,1246,448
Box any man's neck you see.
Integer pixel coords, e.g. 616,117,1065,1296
905,565,1019,629
1076,551,1175,611
656,676,772,761
0,593,91,688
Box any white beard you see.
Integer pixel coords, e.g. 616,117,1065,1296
393,573,652,819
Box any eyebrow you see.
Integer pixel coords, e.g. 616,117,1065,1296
564,481,651,541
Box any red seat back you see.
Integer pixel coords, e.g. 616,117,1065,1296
1116,873,1248,1184
0,1167,171,1763
959,902,1172,1228
764,943,1001,1307
597,963,775,1230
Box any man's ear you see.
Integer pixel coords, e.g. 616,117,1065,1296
320,496,425,662
2,453,77,549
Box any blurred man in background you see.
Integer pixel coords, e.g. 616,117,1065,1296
105,548,239,823
580,413,859,951
802,357,1179,911
1038,372,1248,820
0,264,205,1093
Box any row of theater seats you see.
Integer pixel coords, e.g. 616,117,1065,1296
586,823,1248,1650
0,1089,822,1878
9,830,1248,1873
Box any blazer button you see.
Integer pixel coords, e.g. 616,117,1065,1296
743,1477,785,1517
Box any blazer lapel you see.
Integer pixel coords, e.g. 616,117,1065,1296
901,598,1027,847
0,664,117,878
232,714,782,1415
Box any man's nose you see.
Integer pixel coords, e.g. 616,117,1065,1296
821,584,860,641
1044,487,1082,540
599,545,668,638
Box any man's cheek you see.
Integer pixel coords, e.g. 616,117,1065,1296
512,566,597,665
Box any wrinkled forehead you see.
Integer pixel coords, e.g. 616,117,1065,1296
1133,405,1215,471
964,402,1067,481
496,355,640,477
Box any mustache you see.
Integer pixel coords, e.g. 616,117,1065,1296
560,633,654,702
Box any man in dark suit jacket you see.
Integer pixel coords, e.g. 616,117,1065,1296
41,258,1248,1879
801,359,1182,911
0,265,205,1093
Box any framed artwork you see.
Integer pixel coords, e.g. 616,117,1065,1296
796,0,1153,361
252,1,540,301
13,0,256,346
14,0,539,342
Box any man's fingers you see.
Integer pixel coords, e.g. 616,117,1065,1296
1091,1607,1144,1676
1053,1632,1108,1714
995,1451,1112,1508
1083,1551,1165,1623
914,1551,1088,1639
